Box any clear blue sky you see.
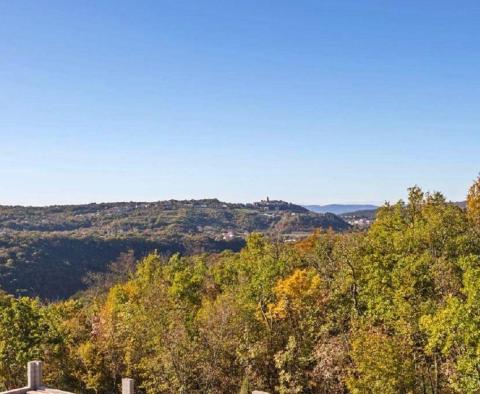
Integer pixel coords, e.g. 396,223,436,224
1,1,479,206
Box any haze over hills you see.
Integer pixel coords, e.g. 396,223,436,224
0,198,350,299
303,204,379,215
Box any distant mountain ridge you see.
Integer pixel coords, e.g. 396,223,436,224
303,204,378,215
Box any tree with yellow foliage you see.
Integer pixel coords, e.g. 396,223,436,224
467,174,480,226
267,269,327,393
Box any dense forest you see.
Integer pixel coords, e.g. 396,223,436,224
0,199,348,299
1,179,480,394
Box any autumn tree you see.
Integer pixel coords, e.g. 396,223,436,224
467,174,480,226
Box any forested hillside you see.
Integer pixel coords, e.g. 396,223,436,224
0,199,349,299
1,179,480,393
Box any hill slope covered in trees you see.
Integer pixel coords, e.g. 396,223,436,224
0,199,349,299
1,180,480,393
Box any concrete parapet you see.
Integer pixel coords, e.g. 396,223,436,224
122,378,134,394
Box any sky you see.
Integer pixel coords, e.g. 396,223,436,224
1,0,479,206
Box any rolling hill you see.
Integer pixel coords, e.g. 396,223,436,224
0,199,350,299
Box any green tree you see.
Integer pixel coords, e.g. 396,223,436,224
0,293,46,389
422,255,480,393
